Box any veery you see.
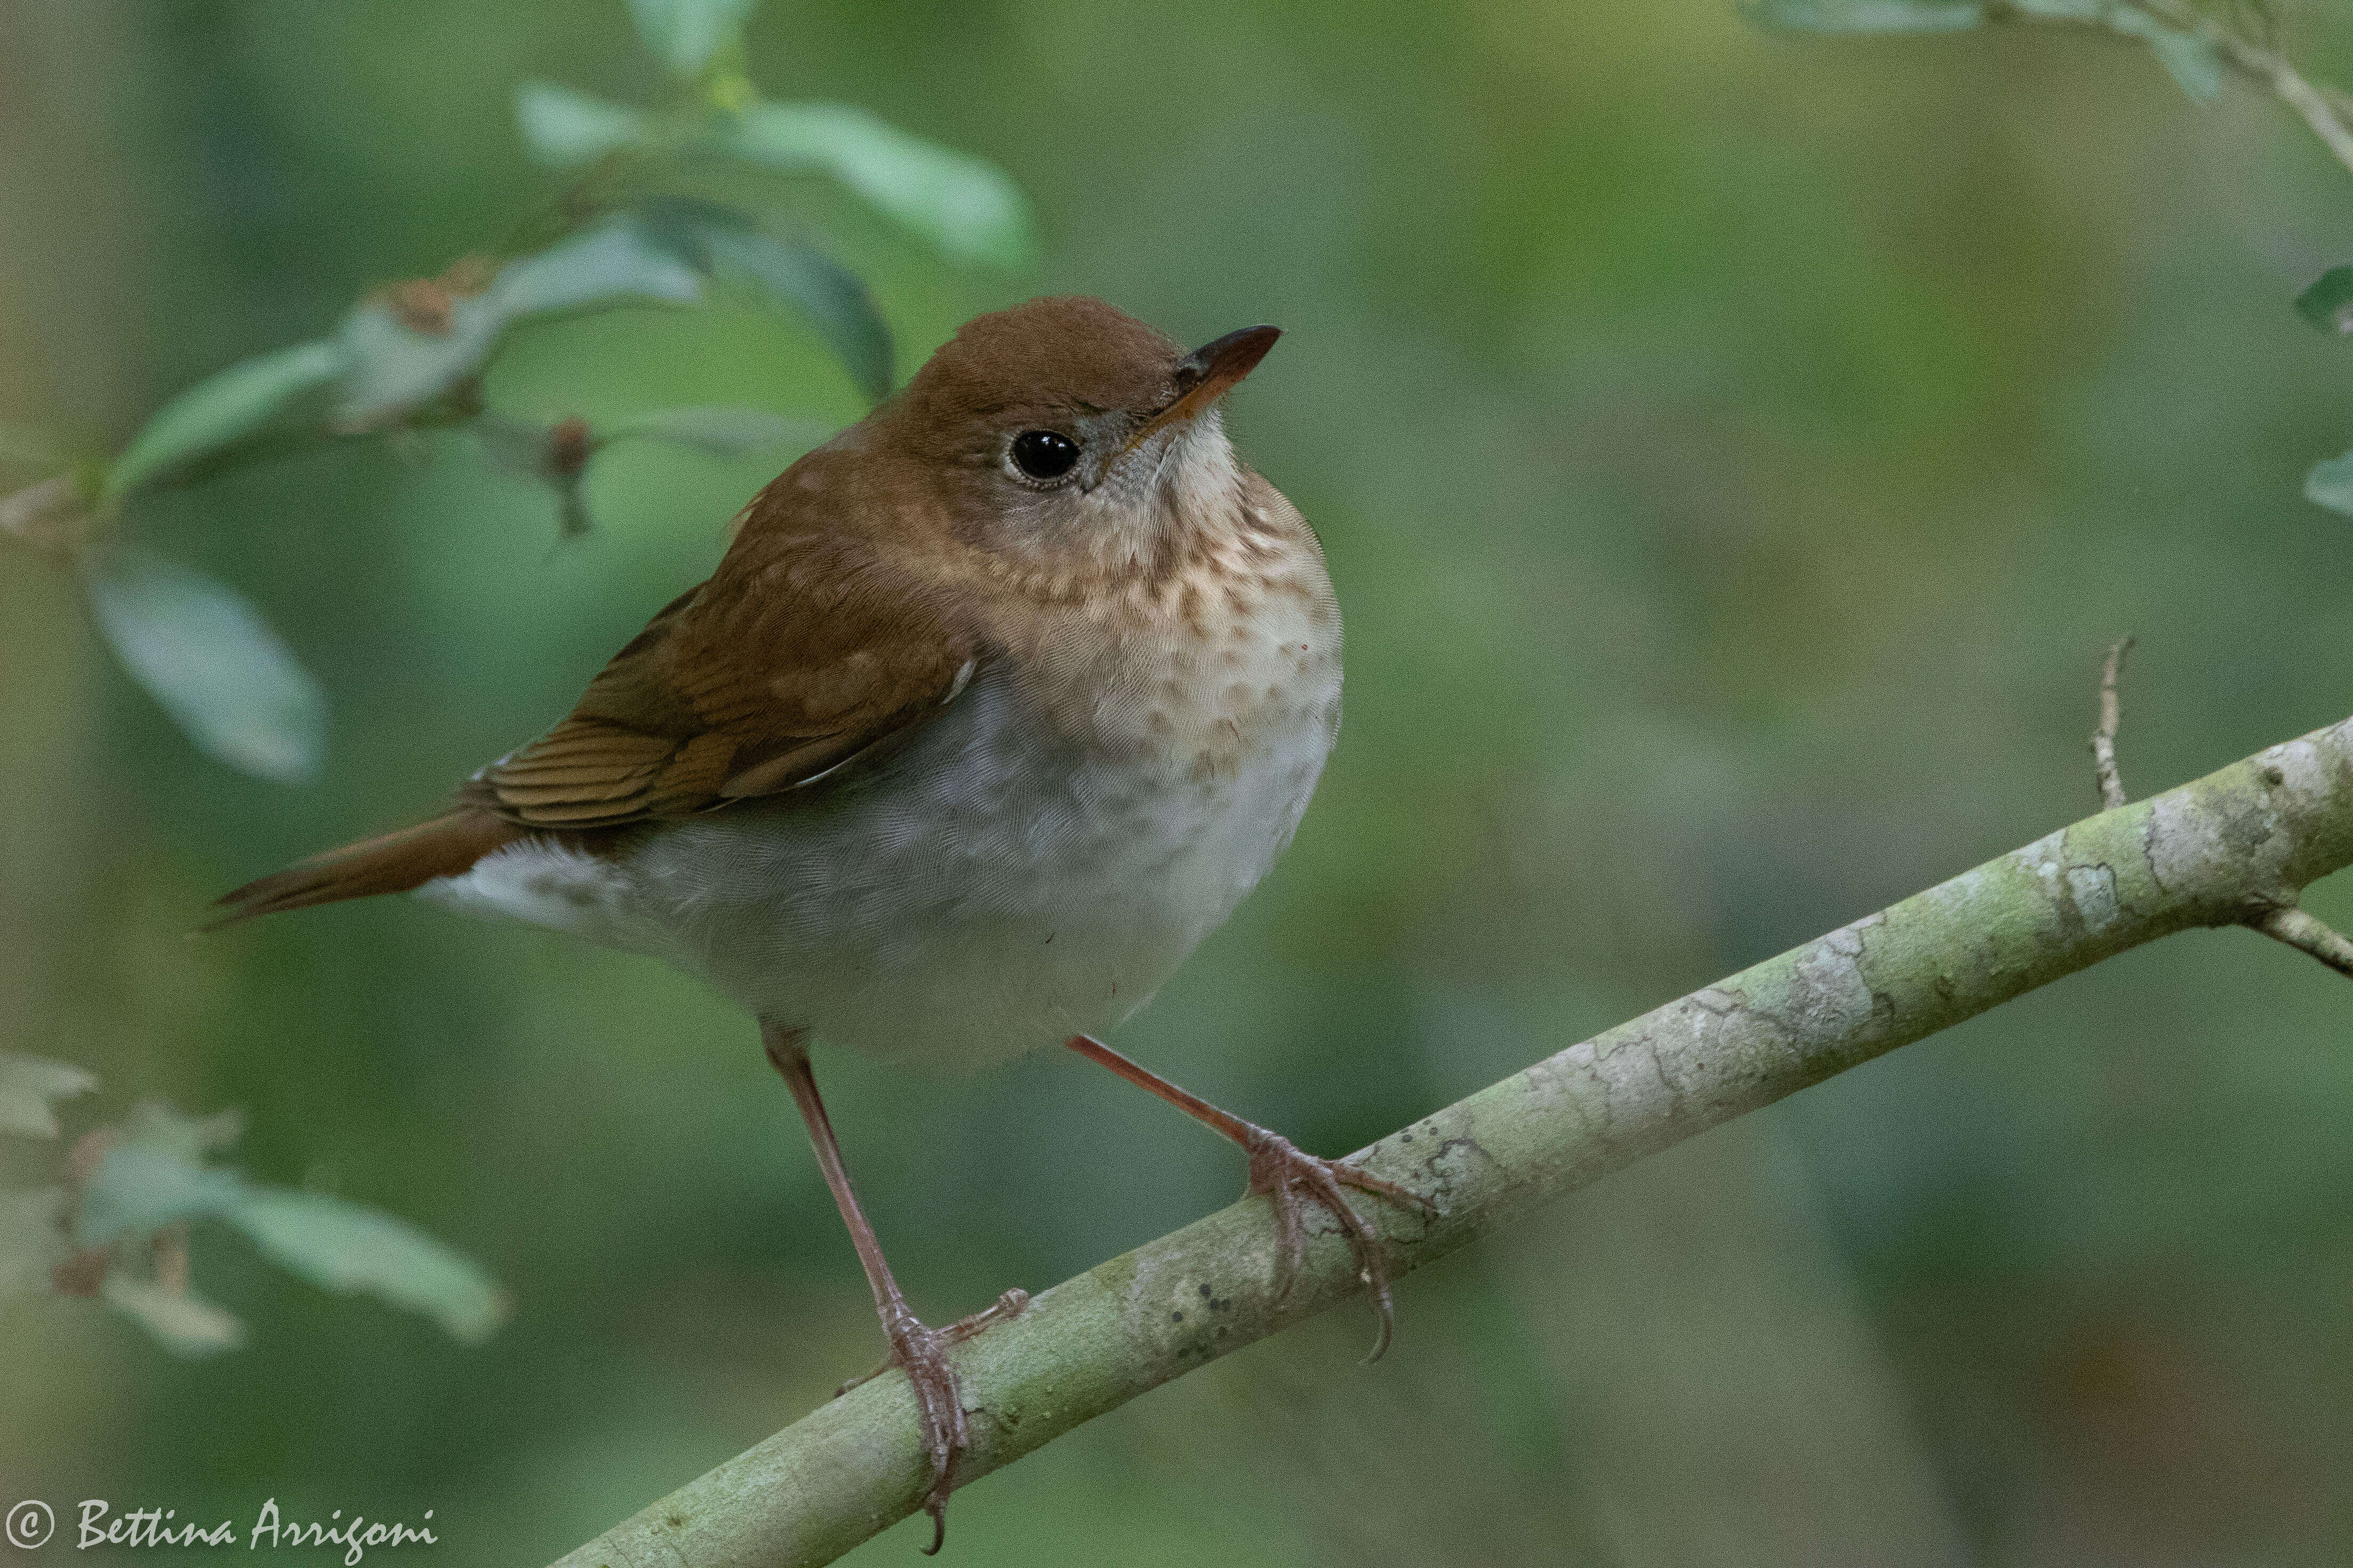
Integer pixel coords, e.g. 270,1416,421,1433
217,296,1429,1547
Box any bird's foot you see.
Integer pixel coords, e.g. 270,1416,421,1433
831,1289,1028,1554
1241,1126,1436,1361
836,1287,1028,1397
880,1307,971,1554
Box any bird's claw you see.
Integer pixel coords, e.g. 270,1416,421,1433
831,1289,1028,1555
1241,1127,1435,1362
886,1311,965,1555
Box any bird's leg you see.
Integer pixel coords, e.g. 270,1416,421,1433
1064,1034,1435,1360
763,1023,991,1555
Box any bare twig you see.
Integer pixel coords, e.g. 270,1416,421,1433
2081,635,2353,981
553,709,2353,1568
2092,635,2135,809
2254,905,2353,979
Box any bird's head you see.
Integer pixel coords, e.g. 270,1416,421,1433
883,295,1281,568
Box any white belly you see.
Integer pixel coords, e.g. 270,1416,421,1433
420,659,1339,1067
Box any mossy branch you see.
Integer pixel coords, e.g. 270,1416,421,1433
551,708,2353,1568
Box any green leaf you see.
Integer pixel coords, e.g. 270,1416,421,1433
0,1188,69,1296
628,193,747,271
2141,26,2224,100
1743,0,1986,32
2295,266,2353,334
632,198,896,400
102,340,346,504
708,230,897,401
601,405,815,454
514,81,653,167
225,1190,509,1345
79,546,328,784
116,1100,245,1166
101,1274,245,1356
333,224,704,430
76,1101,247,1247
627,0,759,77
74,1105,507,1344
492,221,706,316
719,103,1037,270
1750,0,2220,103
0,1053,98,1140
75,1143,247,1249
2306,449,2353,515
2105,5,2222,102
331,300,504,432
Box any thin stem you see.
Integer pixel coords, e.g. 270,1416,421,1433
2091,635,2134,810
2254,905,2353,980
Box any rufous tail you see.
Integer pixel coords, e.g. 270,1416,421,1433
210,808,527,928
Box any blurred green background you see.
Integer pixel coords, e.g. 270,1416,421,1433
9,1,2353,1563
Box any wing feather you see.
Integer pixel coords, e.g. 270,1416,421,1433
475,481,978,830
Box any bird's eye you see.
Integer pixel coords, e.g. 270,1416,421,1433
1009,429,1080,481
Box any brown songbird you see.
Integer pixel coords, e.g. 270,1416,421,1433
215,296,1428,1548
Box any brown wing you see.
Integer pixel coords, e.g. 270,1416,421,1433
475,500,980,831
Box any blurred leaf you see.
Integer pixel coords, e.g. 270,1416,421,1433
2146,29,2224,101
2306,449,2353,514
514,81,652,166
2105,6,2222,102
116,1100,245,1166
601,405,814,454
78,545,327,784
226,1191,509,1345
628,193,746,270
2295,265,2353,334
333,302,501,431
74,1104,506,1343
0,1053,98,1140
492,222,706,316
1752,0,2222,102
100,1273,245,1356
1744,0,1985,33
627,0,758,77
713,231,896,400
102,340,346,504
719,102,1036,270
633,198,896,400
75,1144,247,1249
76,1101,245,1247
0,1188,69,1296
334,224,704,430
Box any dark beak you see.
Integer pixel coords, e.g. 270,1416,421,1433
1123,324,1281,452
